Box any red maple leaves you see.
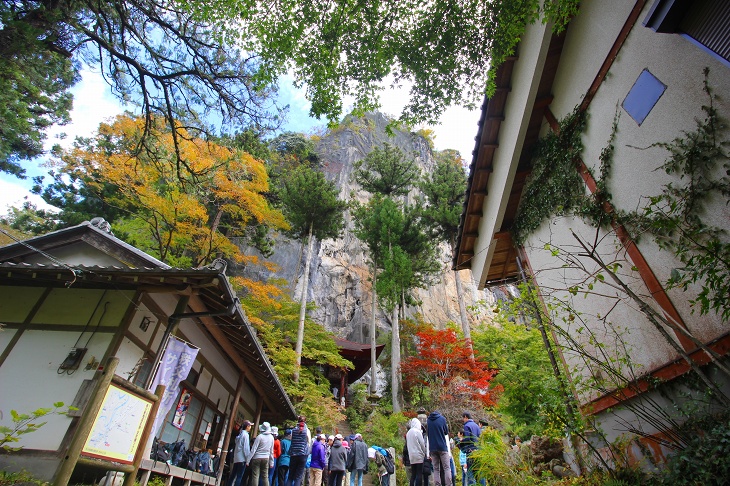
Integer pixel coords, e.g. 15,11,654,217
401,328,501,407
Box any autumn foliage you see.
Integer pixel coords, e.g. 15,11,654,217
401,327,501,408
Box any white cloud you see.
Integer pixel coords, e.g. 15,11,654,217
47,69,125,150
0,179,55,216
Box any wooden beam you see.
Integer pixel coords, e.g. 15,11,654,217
188,295,279,415
580,0,647,111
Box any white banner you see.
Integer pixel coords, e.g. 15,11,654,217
149,336,199,438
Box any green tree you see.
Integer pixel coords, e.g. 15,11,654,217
1,0,280,176
193,0,578,124
0,29,77,176
278,165,347,382
242,286,352,427
352,144,436,411
353,144,420,197
420,150,471,346
473,317,566,438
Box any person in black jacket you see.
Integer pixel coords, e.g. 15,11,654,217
426,411,450,486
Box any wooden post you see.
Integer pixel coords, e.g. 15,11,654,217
53,357,119,486
217,372,245,485
122,384,165,486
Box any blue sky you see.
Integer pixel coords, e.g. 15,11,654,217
0,70,479,214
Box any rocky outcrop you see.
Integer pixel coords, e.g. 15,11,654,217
240,112,495,347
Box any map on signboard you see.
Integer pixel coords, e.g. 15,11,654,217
82,383,153,464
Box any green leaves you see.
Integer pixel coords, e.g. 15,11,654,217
1,402,70,452
512,108,587,245
230,0,578,124
419,150,467,247
278,165,347,241
353,144,420,197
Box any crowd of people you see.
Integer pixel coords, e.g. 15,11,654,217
223,410,489,486
225,415,377,486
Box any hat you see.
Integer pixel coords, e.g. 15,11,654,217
242,420,253,427
328,435,335,441
319,433,326,440
342,440,349,448
335,433,343,440
271,426,279,435
367,447,376,459
348,434,356,441
355,433,362,439
260,421,271,434
285,429,293,436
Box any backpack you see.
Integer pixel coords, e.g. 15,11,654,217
168,439,187,466
151,437,170,462
372,446,395,475
182,450,199,470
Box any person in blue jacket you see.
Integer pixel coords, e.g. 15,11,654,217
459,412,481,486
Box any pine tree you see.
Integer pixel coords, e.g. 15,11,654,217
278,165,347,382
420,150,471,354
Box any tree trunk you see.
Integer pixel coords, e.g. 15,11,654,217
454,269,474,360
391,304,401,412
370,267,378,395
294,223,314,383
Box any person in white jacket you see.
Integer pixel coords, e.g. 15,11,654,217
406,417,427,486
249,422,275,486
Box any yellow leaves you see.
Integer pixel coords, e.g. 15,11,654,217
56,114,287,278
231,276,283,309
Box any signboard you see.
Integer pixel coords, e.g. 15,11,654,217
81,382,153,464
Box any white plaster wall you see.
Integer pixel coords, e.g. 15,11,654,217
115,338,145,380
0,330,113,450
0,328,18,353
127,305,158,347
178,320,237,391
525,216,682,401
198,367,213,396
23,243,127,267
208,378,229,412
529,0,729,367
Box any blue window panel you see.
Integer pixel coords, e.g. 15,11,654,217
622,69,667,125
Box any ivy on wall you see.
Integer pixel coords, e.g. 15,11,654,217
512,69,729,319
511,107,587,245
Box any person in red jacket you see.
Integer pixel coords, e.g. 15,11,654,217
270,426,282,486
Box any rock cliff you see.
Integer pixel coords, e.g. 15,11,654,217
240,112,495,345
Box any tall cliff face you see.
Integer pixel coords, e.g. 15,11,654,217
241,112,495,344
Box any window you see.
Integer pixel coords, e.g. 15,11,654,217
622,69,667,125
644,0,730,64
160,389,202,445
